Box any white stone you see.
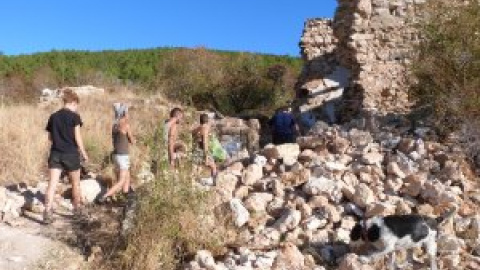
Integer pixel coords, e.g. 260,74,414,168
353,183,375,208
80,179,105,203
272,243,305,270
195,250,217,270
303,216,328,231
244,193,273,213
230,199,250,227
242,164,263,186
275,144,301,165
253,252,277,269
303,177,337,196
387,162,406,179
274,209,302,233
360,152,383,166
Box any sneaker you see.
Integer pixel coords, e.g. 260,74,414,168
94,197,108,205
43,210,54,225
73,207,89,222
126,188,137,201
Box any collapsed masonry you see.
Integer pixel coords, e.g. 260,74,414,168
296,0,425,123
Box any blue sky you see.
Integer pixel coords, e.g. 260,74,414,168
0,0,337,56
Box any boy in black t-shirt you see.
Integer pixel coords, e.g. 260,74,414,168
44,89,89,224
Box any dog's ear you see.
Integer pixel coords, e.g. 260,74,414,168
350,223,363,242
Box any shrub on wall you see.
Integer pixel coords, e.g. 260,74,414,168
411,0,480,159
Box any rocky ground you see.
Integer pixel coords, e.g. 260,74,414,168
0,202,88,270
186,117,480,270
3,114,480,270
0,179,124,270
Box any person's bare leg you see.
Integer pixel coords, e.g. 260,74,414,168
45,168,62,212
104,169,127,198
122,170,130,193
206,158,217,178
68,169,82,210
209,163,217,178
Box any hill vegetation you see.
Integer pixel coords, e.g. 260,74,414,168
0,47,302,115
410,0,480,160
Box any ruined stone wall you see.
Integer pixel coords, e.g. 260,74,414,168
297,0,425,120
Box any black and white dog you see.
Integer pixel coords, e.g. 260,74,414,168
350,208,456,270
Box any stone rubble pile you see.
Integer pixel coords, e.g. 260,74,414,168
297,0,426,121
186,119,480,270
40,85,105,103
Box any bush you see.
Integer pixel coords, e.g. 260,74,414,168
411,0,480,132
0,48,301,116
411,0,480,160
104,119,227,270
156,48,299,115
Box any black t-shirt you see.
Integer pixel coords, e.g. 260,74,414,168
46,108,83,154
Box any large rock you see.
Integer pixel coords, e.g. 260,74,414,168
79,179,105,203
348,129,373,148
271,242,305,270
401,174,425,197
244,193,274,213
303,177,337,196
365,202,395,217
261,145,280,160
274,208,302,233
216,172,238,202
338,254,374,270
298,149,317,163
387,162,406,179
281,169,310,187
397,138,416,154
303,216,328,231
275,144,301,166
195,250,217,270
0,186,7,210
68,85,105,96
230,199,250,227
253,251,277,269
437,234,465,254
328,136,350,154
242,164,263,186
358,0,372,18
360,152,383,166
353,183,375,208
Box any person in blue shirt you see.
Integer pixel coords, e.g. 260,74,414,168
269,106,299,145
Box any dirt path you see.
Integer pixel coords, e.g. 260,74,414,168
0,210,90,270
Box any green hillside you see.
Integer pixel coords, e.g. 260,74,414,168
0,47,302,114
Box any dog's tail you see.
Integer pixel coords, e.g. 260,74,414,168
436,206,458,225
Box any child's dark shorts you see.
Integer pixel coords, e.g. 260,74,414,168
48,151,81,172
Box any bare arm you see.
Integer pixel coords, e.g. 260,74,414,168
125,123,136,145
168,123,177,166
74,125,89,162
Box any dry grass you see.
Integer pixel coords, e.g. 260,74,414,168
1,91,228,270
0,91,168,185
95,110,228,270
104,163,228,270
0,104,50,184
